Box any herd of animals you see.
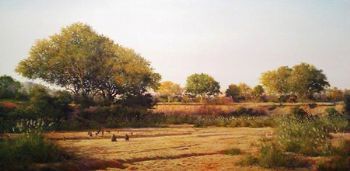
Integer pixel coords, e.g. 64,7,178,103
87,128,131,142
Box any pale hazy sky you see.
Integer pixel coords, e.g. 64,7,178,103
1,0,350,89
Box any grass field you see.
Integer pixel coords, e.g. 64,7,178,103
42,125,349,170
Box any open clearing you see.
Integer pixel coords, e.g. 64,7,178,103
50,126,279,170
48,126,349,171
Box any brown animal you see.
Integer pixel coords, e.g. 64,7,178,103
95,129,101,136
111,134,117,142
105,130,111,133
88,131,93,137
125,134,129,141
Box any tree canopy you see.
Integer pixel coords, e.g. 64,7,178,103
225,84,241,102
185,73,220,98
260,63,329,99
16,23,160,105
157,81,182,102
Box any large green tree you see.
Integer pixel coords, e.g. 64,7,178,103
16,23,160,105
185,73,220,101
260,66,292,96
289,63,329,99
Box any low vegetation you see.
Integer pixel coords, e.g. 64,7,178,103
0,133,70,170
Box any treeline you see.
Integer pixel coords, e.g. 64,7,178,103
156,63,349,103
1,22,350,132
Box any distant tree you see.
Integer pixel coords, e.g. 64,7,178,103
325,87,344,102
260,63,329,101
225,84,241,102
157,81,182,102
185,73,220,102
16,23,160,106
0,75,21,99
289,63,329,99
252,85,265,101
238,83,252,101
260,66,292,97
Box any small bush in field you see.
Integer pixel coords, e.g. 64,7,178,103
290,106,308,118
225,148,241,155
258,142,308,168
321,111,348,133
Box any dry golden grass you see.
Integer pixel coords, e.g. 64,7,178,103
52,126,273,170
48,125,349,170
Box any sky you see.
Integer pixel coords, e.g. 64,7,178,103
0,0,350,90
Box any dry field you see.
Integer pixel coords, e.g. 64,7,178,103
51,126,273,170
43,125,350,171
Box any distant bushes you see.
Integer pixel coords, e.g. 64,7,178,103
227,106,266,117
193,116,274,128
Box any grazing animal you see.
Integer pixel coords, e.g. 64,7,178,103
105,130,111,133
111,134,117,142
88,131,93,137
95,129,101,136
125,134,129,141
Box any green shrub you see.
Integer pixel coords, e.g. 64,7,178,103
276,116,336,156
325,107,340,116
0,133,70,170
321,113,348,133
258,143,292,168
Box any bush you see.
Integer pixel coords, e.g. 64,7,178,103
275,115,346,156
257,143,295,168
290,106,308,118
0,133,70,170
229,107,266,117
321,110,348,132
